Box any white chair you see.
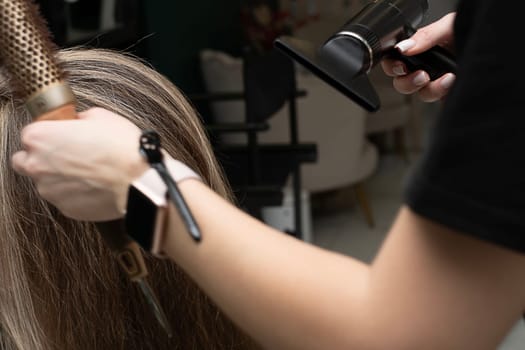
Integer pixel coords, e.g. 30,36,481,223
200,49,378,227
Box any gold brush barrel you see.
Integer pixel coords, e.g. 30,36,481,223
0,0,75,120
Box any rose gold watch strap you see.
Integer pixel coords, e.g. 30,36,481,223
131,157,201,257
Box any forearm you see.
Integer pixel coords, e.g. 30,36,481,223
160,180,525,350
162,179,372,349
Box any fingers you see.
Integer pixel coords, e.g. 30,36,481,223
11,150,30,176
390,72,454,102
11,149,53,179
416,73,456,102
77,106,105,119
12,121,62,178
381,11,456,78
19,118,71,152
392,70,430,94
379,12,457,102
396,12,456,56
381,58,407,77
387,68,455,101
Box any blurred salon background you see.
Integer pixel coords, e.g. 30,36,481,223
36,1,524,348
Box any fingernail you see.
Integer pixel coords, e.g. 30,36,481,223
440,73,456,89
413,71,429,86
392,64,406,76
395,39,416,53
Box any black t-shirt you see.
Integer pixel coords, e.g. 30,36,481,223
404,0,525,254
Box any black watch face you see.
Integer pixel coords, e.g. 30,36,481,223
125,186,157,251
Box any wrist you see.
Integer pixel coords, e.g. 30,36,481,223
124,154,201,256
114,137,150,216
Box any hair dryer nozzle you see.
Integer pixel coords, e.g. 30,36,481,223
274,36,380,112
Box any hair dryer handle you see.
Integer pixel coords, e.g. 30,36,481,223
388,45,457,81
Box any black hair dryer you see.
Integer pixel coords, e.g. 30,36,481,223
274,0,456,112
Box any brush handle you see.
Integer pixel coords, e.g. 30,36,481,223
95,219,149,281
35,104,77,121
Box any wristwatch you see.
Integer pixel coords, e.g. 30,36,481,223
124,157,201,257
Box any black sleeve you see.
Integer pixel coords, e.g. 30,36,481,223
404,0,525,254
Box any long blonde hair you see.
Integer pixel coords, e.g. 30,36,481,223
0,47,254,349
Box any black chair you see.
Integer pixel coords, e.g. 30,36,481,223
191,48,317,239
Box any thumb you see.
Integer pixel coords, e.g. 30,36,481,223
396,12,456,55
76,107,98,120
77,107,129,127
76,107,109,120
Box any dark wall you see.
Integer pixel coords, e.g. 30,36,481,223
37,0,244,120
39,0,244,93
143,1,244,94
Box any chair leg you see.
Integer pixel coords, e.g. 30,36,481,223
393,127,410,164
353,182,375,228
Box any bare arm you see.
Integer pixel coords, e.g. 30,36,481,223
163,179,525,349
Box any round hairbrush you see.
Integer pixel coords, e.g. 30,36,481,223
0,0,76,120
0,0,173,336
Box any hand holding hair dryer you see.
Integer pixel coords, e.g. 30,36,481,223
275,0,456,111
